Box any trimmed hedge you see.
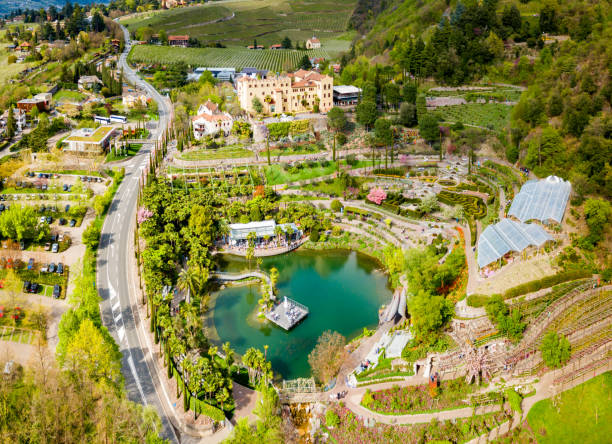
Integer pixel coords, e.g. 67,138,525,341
437,190,487,219
467,294,489,307
502,270,592,300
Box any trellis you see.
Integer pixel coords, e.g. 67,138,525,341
282,377,317,393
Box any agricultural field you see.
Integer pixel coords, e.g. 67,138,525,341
129,45,331,72
121,0,356,50
436,103,512,132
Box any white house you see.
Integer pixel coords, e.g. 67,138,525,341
0,108,27,133
78,75,103,92
192,100,233,139
306,37,321,49
122,92,148,108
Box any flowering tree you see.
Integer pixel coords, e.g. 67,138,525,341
367,188,387,205
137,207,153,224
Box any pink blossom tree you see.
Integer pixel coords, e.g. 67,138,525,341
137,207,153,224
367,187,387,205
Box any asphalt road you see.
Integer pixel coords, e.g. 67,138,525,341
97,23,178,442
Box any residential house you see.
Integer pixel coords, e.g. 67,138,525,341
64,126,117,153
122,91,149,108
168,35,189,47
306,37,321,49
78,75,103,92
0,108,27,134
269,44,283,50
15,42,32,53
238,67,268,80
17,93,52,112
333,85,362,106
191,100,233,139
236,69,333,114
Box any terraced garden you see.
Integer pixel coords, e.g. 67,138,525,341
129,45,332,72
436,103,512,131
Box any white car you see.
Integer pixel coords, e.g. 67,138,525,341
39,216,46,224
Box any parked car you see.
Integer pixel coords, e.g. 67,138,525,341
23,281,31,292
52,243,59,253
27,258,34,270
53,284,61,299
62,184,68,191
65,204,70,212
19,241,24,250
39,216,46,224
69,219,76,227
41,264,48,273
57,263,64,274
29,283,39,293
59,218,66,225
46,216,52,224
39,206,45,213
51,234,58,242
48,263,56,273
44,242,51,251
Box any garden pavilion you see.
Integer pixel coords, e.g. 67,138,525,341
228,220,301,246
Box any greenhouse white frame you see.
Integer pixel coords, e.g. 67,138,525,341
477,218,552,268
508,175,571,224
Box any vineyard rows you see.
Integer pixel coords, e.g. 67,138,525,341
129,45,331,72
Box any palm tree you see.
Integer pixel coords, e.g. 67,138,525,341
177,266,201,304
222,342,235,369
274,225,283,246
269,267,279,295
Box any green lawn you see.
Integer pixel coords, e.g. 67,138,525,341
265,160,372,185
527,371,612,444
0,53,32,84
0,326,35,344
105,143,143,163
53,89,85,103
179,145,254,161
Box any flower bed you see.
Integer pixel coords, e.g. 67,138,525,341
322,405,511,444
361,378,478,415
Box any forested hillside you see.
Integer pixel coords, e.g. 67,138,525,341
341,0,611,201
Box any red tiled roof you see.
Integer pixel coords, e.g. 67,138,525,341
192,113,232,122
168,35,189,41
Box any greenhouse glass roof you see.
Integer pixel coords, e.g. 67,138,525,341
508,176,571,224
477,218,552,268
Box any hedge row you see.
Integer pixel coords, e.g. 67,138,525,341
438,190,487,219
502,270,592,299
345,206,384,221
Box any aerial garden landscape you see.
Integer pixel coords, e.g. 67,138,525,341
0,0,611,443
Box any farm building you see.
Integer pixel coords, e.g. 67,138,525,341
508,176,571,225
64,126,117,154
270,44,283,50
168,35,189,47
236,69,333,114
306,37,321,49
192,100,233,139
333,85,362,106
477,218,553,269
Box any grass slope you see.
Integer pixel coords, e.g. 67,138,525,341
527,371,612,444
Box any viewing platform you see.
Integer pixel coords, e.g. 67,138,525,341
266,296,309,330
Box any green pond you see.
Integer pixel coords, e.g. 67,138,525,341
211,249,392,380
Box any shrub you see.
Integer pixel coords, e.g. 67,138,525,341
540,332,571,369
505,388,523,414
467,294,489,307
325,409,340,427
330,199,343,212
310,228,320,242
502,270,592,299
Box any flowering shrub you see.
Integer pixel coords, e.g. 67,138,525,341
321,405,511,444
344,186,359,200
360,379,476,414
137,207,154,224
367,187,387,205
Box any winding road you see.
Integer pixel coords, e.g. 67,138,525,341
98,23,179,442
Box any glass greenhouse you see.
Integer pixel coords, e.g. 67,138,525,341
508,176,571,224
